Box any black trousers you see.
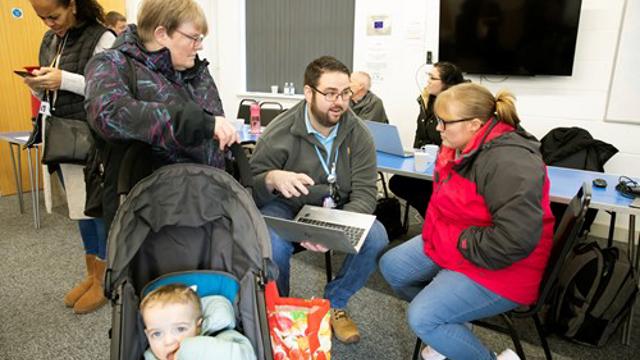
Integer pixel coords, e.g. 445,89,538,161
388,174,433,219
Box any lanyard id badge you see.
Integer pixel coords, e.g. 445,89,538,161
322,162,341,208
314,145,341,208
39,101,51,117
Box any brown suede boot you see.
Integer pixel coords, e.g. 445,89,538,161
63,255,95,307
73,257,107,314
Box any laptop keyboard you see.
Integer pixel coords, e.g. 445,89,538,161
297,218,365,246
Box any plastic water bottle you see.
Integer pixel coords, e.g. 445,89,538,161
289,82,295,95
250,102,261,134
284,82,290,95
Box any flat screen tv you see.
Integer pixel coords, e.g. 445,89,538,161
439,0,582,76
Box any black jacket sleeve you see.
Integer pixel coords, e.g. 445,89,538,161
457,147,546,269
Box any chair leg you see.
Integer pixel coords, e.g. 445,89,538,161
402,201,410,234
379,172,389,198
324,251,333,282
533,314,553,360
500,314,526,360
412,337,422,360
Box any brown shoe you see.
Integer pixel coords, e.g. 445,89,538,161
331,309,360,344
63,255,95,307
73,258,107,314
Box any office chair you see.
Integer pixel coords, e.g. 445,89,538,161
237,98,258,124
259,101,286,126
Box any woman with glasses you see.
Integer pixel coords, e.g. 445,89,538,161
388,62,466,219
84,0,238,230
380,83,554,360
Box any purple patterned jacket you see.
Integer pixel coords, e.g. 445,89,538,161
84,25,225,167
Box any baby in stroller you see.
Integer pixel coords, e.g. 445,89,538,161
106,163,278,360
141,283,255,360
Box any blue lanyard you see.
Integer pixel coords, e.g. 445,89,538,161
313,145,339,183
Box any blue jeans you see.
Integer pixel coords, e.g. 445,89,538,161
379,235,518,360
56,169,108,260
78,218,107,260
261,201,388,309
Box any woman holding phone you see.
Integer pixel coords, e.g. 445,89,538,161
23,0,115,314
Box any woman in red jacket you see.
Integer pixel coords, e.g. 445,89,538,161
379,83,554,360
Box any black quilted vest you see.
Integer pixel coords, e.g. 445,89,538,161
39,22,107,119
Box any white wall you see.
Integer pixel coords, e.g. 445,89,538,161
129,0,640,240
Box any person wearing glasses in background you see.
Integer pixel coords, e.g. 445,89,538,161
84,0,238,232
388,62,466,219
250,56,389,345
380,83,554,360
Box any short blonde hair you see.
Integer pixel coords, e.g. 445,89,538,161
137,0,208,43
140,284,202,322
434,83,520,127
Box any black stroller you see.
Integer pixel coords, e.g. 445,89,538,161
104,153,278,360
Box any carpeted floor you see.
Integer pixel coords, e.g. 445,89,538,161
0,194,637,359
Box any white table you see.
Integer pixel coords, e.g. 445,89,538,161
0,131,41,229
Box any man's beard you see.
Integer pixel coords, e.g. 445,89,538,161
310,94,345,128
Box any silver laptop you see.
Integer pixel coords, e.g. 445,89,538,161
365,120,414,157
263,205,376,254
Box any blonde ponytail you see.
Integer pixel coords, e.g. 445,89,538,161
495,90,520,126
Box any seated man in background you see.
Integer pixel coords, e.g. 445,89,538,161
250,56,389,345
349,71,389,123
105,11,127,35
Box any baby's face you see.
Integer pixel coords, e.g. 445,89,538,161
143,303,200,360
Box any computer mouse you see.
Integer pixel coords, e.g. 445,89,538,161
592,178,607,188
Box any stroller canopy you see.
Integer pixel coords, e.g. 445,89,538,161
106,163,277,292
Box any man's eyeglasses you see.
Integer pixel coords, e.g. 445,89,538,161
436,116,475,129
310,86,353,102
175,29,205,45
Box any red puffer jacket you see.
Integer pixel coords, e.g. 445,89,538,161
423,119,555,305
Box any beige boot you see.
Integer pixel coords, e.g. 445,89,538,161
73,257,107,314
63,255,95,307
330,309,361,344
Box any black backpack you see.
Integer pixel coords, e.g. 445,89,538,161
549,241,638,346
374,196,404,240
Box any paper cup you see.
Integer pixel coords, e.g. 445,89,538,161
271,85,278,94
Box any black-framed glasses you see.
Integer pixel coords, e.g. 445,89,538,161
436,116,475,129
310,86,353,102
175,29,205,45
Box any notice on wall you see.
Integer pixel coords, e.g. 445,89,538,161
405,20,424,41
367,15,391,36
365,39,390,82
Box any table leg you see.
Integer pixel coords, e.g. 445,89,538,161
34,146,41,229
26,148,38,229
622,214,636,345
8,143,24,213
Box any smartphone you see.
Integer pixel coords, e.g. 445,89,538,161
14,70,35,78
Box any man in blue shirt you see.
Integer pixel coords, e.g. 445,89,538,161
250,56,388,344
